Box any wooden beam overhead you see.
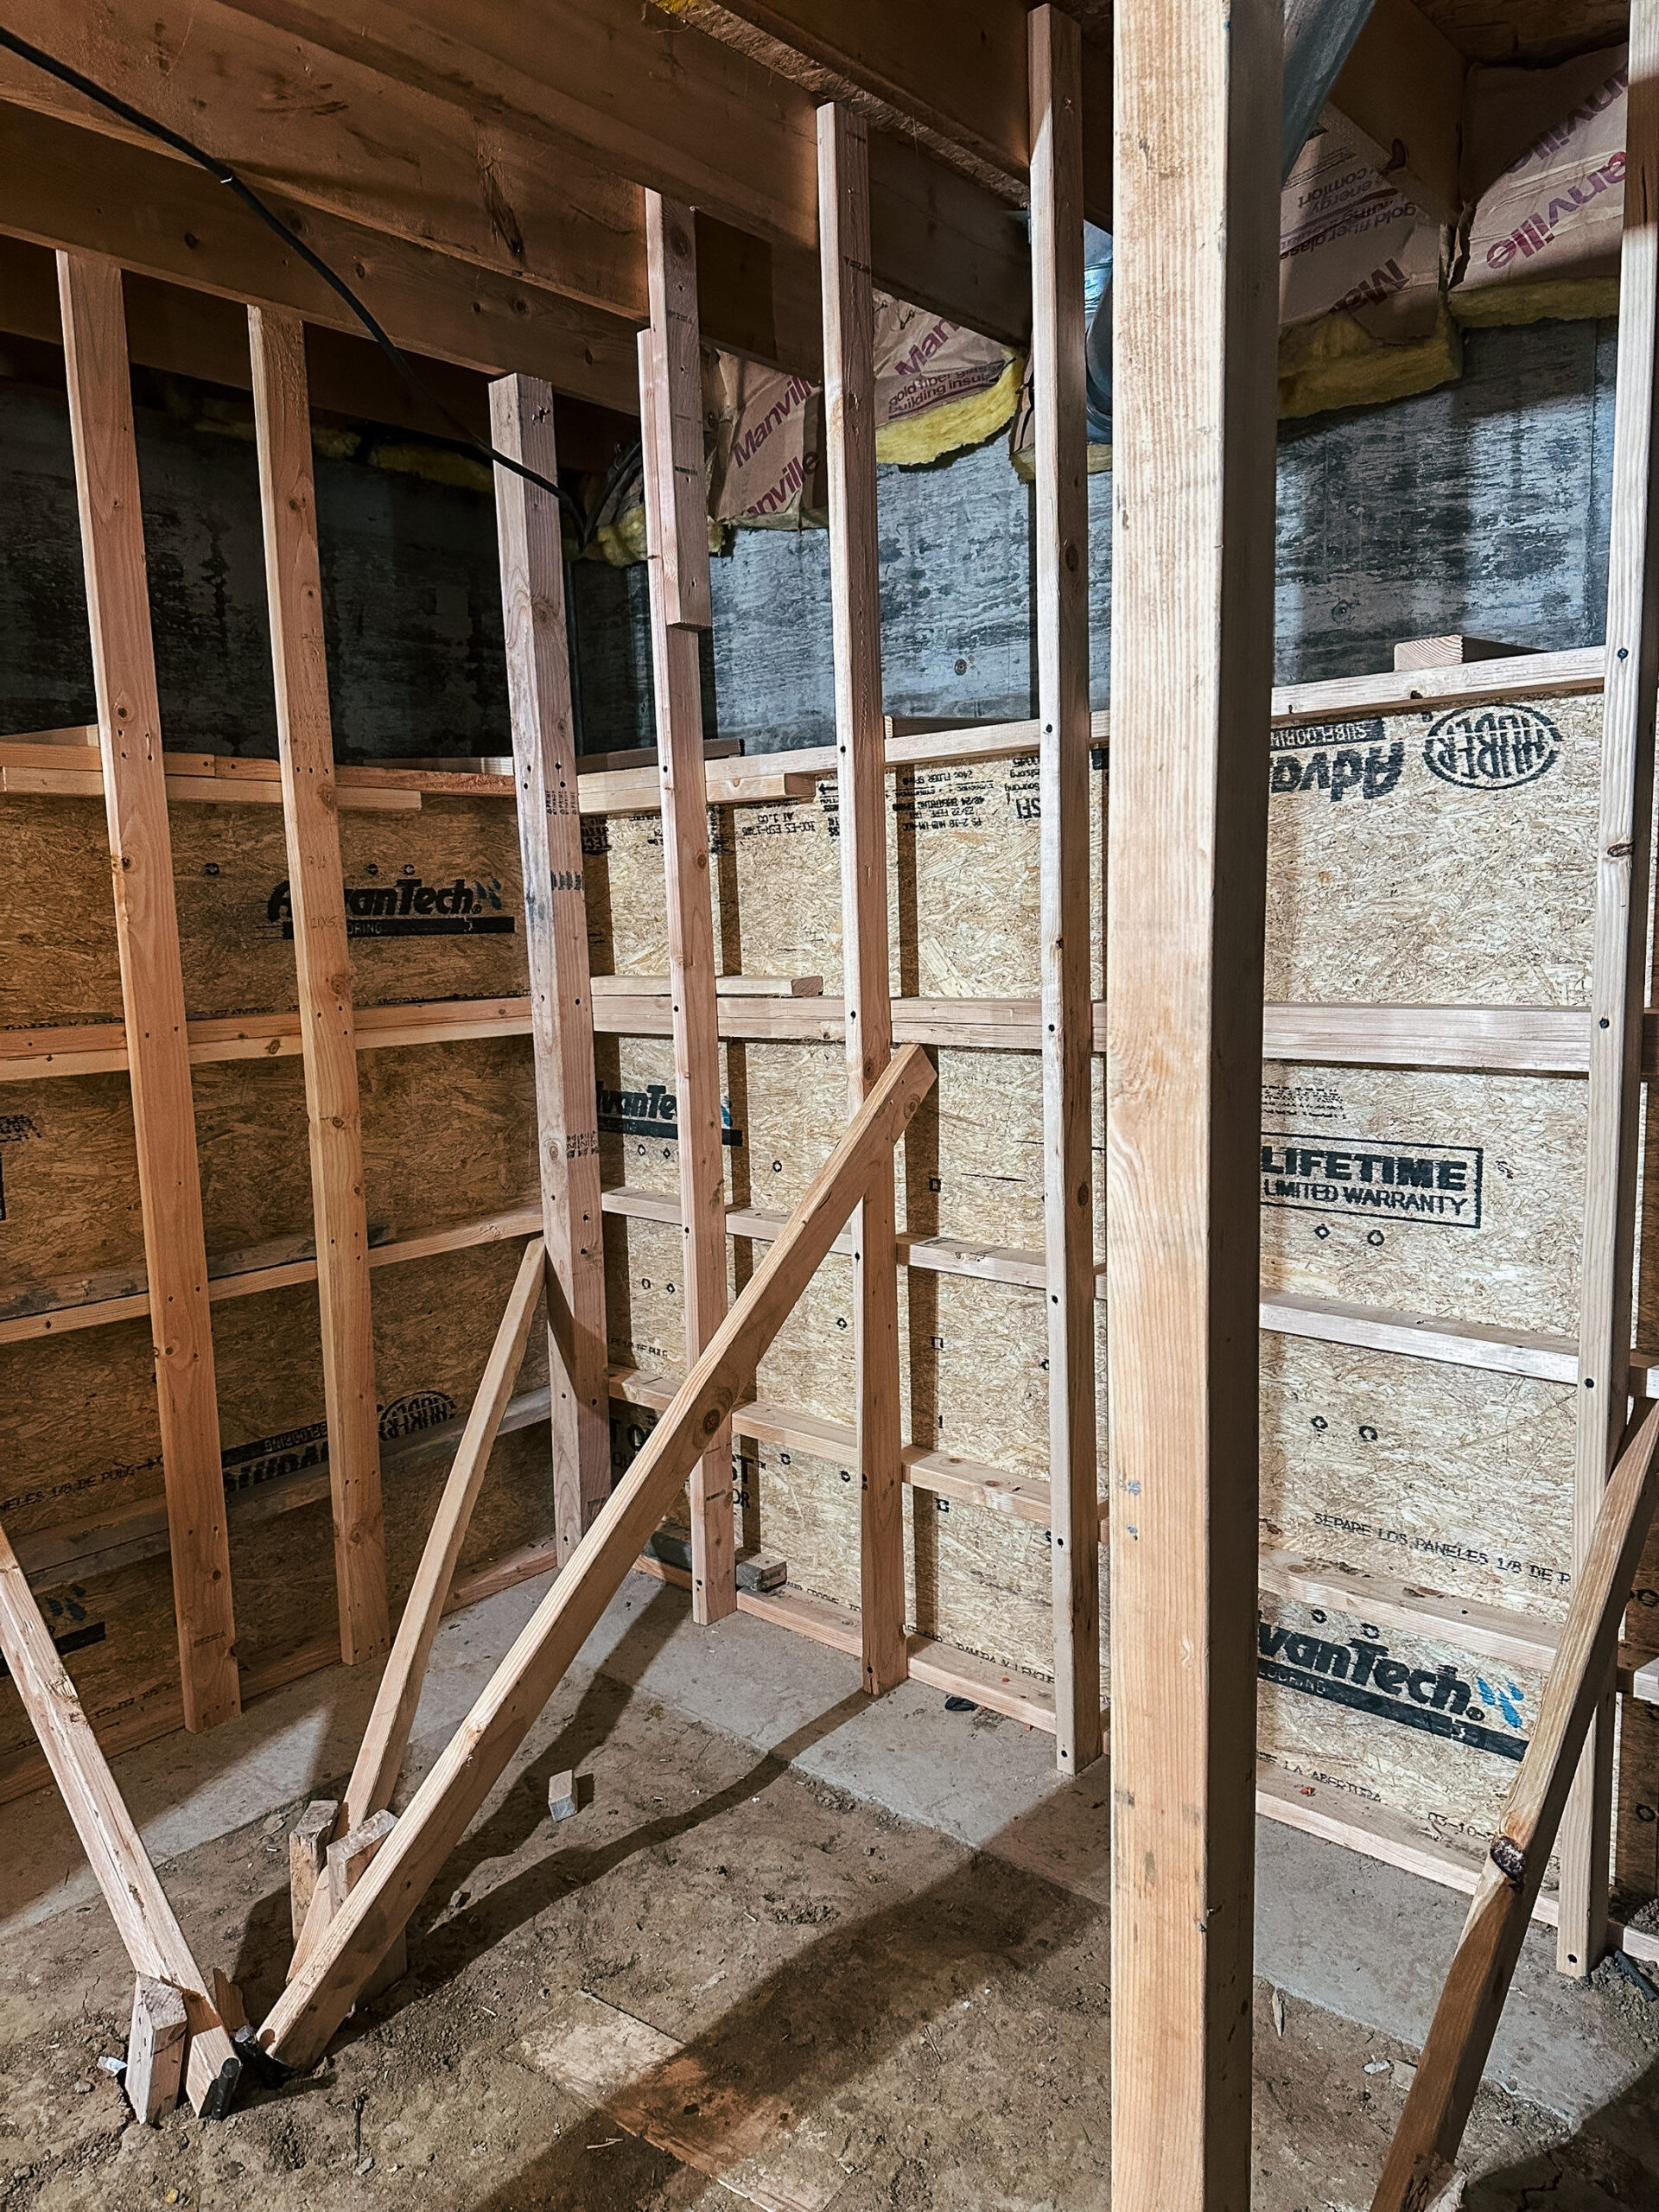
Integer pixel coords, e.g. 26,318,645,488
1329,0,1465,226
818,103,909,1701
1558,0,1659,1985
660,0,1111,229
491,377,613,1557
0,104,641,410
56,250,241,1737
639,196,736,1624
1028,3,1102,1779
3,0,1029,379
249,303,391,1672
1105,0,1282,2201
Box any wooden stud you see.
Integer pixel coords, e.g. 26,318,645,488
126,1977,188,2125
817,103,907,1699
1028,4,1101,1777
1372,1401,1659,2211
289,1240,546,1978
1105,2,1282,2204
1560,0,1659,1983
490,374,611,1554
54,251,239,1733
289,1798,339,1943
249,303,389,1669
638,229,736,1626
257,1044,935,2067
644,194,714,632
0,1519,241,2115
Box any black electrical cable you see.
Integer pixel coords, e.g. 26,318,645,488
0,21,635,536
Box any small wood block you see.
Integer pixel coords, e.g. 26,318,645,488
547,1770,595,1821
289,1797,339,1942
327,1808,398,1914
1392,634,1533,671
642,1529,786,1592
211,1967,247,2036
126,1976,188,2125
327,1808,407,2005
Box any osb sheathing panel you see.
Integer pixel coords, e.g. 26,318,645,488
586,759,1109,1000
1,793,530,1026
0,1421,555,1779
1262,1336,1576,1622
1259,1062,1586,1336
0,1240,544,1546
1264,692,1599,1006
1257,1592,1550,1873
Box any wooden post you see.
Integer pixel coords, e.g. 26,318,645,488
1373,1400,1659,2210
258,1046,935,2069
1029,4,1101,1776
1105,2,1282,2205
638,194,735,1625
0,1520,240,2115
1559,0,1659,1982
249,304,389,1668
817,104,907,1697
490,375,610,1557
55,251,239,1733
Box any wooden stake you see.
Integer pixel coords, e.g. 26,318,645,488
1559,0,1659,1981
289,1797,339,1942
1029,4,1101,1777
55,250,238,1733
490,374,610,1554
639,203,736,1626
1105,2,1281,2203
257,1045,935,2068
249,303,389,1668
817,104,907,1698
126,1977,188,2125
1372,1401,1659,2211
288,1238,545,1979
0,1519,240,2114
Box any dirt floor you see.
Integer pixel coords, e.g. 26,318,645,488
4,1602,1659,2210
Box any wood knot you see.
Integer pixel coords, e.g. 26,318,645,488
701,1406,721,1435
1489,1834,1524,1885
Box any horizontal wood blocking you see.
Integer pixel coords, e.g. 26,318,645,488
4,995,1608,1084
609,1363,1069,1529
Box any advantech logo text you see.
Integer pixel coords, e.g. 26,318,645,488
266,876,514,938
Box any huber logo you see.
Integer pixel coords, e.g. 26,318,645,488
598,1080,742,1147
1262,1133,1482,1228
1422,705,1560,791
379,1390,458,1440
266,876,514,938
1259,1617,1527,1762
